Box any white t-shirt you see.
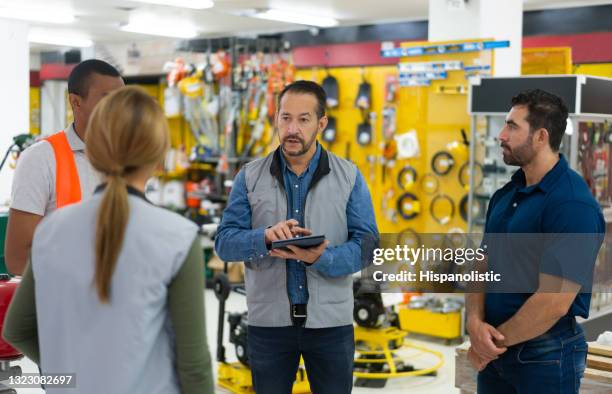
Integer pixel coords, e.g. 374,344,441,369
10,124,100,216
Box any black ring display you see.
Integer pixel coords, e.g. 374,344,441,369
397,228,421,249
431,151,455,176
397,165,418,190
430,194,455,225
396,192,420,220
458,162,484,189
459,194,484,222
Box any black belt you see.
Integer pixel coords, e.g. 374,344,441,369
291,304,307,327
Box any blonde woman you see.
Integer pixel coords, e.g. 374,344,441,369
3,87,214,394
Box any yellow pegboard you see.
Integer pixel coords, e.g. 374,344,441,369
296,39,496,234
296,66,396,234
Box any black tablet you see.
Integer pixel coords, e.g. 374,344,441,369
271,235,326,250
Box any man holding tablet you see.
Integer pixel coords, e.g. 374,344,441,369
215,80,378,393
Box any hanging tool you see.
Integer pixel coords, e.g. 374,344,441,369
396,192,420,220
241,82,268,159
322,70,339,109
366,155,376,183
357,120,373,146
382,106,397,141
384,74,399,103
354,71,373,148
431,129,470,176
179,68,220,153
163,57,188,87
430,194,455,225
445,228,467,249
355,69,372,110
382,75,399,142
382,140,397,184
459,194,485,223
458,162,484,190
420,173,439,195
322,116,337,148
381,189,398,223
431,151,454,176
397,165,418,190
395,130,420,159
397,228,421,249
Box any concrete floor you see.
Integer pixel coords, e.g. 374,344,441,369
7,289,462,393
210,290,460,394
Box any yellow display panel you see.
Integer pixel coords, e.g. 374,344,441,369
29,87,41,135
398,307,462,340
574,63,612,78
522,47,572,75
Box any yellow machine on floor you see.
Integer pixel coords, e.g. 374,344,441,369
352,279,444,388
217,362,310,394
354,326,444,380
214,273,311,394
398,304,462,342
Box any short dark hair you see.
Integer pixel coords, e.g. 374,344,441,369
278,80,326,119
511,89,568,151
68,59,121,98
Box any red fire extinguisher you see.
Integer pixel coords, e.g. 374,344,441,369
0,274,22,358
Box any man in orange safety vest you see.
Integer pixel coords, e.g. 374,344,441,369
5,59,124,275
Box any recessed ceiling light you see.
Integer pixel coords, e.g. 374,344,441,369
28,31,92,48
129,0,214,10
251,8,339,28
0,6,75,24
121,15,198,38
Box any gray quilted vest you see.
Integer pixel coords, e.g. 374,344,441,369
243,147,357,328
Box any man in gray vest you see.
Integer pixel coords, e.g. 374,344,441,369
215,80,378,393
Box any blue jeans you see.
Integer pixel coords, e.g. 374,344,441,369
477,318,588,394
247,324,354,394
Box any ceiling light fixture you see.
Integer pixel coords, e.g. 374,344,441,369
0,6,75,24
129,0,214,9
28,32,93,48
251,8,339,28
121,16,198,38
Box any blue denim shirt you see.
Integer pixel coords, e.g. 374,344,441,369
278,143,321,304
215,145,378,305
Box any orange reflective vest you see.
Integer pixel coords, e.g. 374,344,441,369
44,131,81,208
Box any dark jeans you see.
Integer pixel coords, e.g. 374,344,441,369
478,317,588,394
247,324,354,394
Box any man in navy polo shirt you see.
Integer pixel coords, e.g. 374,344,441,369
466,89,605,394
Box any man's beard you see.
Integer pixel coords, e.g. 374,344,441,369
281,133,317,157
501,134,536,166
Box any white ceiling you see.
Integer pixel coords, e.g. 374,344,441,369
2,0,611,51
